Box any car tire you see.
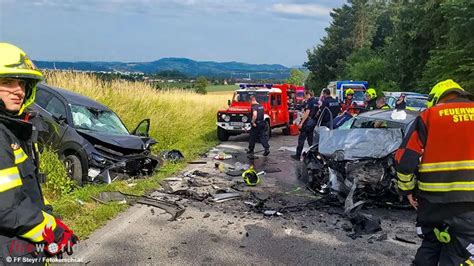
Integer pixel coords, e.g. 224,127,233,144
64,154,83,186
265,120,271,139
217,127,229,141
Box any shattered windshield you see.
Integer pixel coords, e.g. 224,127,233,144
70,104,129,135
234,91,269,103
352,117,405,130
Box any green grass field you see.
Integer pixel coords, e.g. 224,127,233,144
207,84,238,92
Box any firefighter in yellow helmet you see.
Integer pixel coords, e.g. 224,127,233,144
395,79,474,265
0,43,78,264
365,88,377,111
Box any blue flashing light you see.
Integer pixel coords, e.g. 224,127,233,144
239,84,273,89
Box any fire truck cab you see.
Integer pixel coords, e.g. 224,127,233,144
216,84,297,141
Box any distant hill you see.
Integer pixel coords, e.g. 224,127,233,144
34,58,291,79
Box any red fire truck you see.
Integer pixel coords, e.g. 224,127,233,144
216,84,298,141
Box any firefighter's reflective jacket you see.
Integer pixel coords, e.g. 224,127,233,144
0,113,56,257
395,98,474,203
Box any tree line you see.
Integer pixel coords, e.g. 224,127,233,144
304,0,473,94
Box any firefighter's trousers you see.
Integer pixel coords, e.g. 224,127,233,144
248,122,269,152
414,211,474,266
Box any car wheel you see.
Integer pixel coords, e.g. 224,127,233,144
64,154,83,186
265,120,271,139
217,127,229,141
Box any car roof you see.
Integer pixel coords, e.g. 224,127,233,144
37,83,111,111
384,91,428,97
357,109,419,124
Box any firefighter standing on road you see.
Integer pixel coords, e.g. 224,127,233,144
247,94,270,156
0,43,78,264
365,88,378,111
291,90,317,161
395,79,474,265
340,89,358,115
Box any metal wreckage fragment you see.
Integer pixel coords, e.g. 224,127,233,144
94,191,185,221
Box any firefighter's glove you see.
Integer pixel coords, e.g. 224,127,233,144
43,218,79,257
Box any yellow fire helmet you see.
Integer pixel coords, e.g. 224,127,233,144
427,79,464,108
345,89,355,97
0,42,44,115
366,88,377,99
242,166,260,186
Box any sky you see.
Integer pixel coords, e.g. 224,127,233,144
0,0,346,67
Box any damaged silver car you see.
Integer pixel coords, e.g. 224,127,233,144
301,109,420,211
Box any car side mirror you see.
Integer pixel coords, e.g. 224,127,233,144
52,113,67,125
131,119,150,137
227,99,231,106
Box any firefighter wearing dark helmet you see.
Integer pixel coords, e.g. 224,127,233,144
395,79,474,265
0,43,78,264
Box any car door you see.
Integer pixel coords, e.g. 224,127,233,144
270,94,280,126
275,94,286,124
34,89,69,149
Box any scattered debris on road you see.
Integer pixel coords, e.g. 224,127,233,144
160,149,185,163
214,152,232,160
212,192,242,203
94,191,186,221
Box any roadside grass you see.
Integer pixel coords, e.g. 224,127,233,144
40,71,228,238
42,162,183,238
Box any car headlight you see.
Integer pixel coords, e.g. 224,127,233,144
91,153,107,165
221,114,226,120
242,116,248,123
224,115,230,122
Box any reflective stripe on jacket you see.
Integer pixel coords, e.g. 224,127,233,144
0,114,56,246
395,98,474,203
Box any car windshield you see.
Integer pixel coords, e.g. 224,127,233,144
406,98,427,108
296,91,305,98
351,117,405,130
352,90,366,102
234,91,269,103
71,104,129,135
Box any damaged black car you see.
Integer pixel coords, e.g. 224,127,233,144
301,109,420,212
29,83,160,185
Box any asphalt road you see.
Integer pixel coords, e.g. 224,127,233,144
74,129,419,265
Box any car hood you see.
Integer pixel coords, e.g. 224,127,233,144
77,129,145,151
227,106,251,113
318,128,403,160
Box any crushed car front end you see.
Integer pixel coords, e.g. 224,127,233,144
302,109,419,211
77,130,160,184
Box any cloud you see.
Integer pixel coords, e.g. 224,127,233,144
8,0,334,19
7,0,259,17
270,3,332,17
